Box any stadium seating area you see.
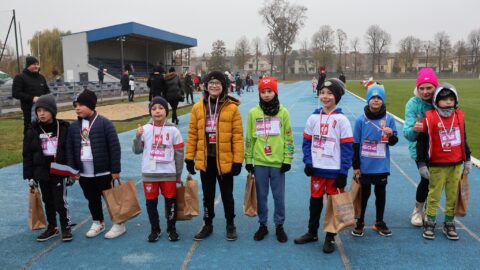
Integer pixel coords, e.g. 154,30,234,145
90,58,155,79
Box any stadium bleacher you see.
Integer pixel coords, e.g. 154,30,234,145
90,57,155,79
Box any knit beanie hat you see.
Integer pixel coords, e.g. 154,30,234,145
35,94,57,117
416,68,439,88
258,76,278,95
74,89,97,111
149,96,169,116
26,56,39,68
319,78,345,104
206,71,227,92
366,84,386,104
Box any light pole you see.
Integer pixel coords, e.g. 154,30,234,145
117,36,126,72
424,43,430,68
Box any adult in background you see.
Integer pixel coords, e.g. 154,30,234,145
184,71,195,104
315,67,326,97
97,66,105,85
403,68,438,227
151,66,165,99
339,72,346,84
146,72,154,101
12,56,50,133
120,69,130,101
164,67,184,125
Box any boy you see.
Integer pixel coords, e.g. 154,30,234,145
294,78,353,254
351,84,399,237
417,83,472,240
133,96,184,242
245,77,294,243
66,89,125,239
23,94,73,242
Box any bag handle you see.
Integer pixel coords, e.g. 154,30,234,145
187,174,193,181
110,178,122,188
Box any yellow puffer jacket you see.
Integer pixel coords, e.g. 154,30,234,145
185,95,244,175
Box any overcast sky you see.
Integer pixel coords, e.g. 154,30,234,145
1,0,479,56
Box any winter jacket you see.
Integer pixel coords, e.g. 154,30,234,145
164,72,184,102
315,73,326,91
23,120,70,181
151,73,165,98
12,68,50,111
186,95,244,175
403,96,433,160
66,112,121,174
184,74,194,94
245,104,294,168
120,74,129,91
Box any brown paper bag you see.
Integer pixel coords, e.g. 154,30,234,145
243,173,257,217
350,177,362,219
455,173,470,217
176,183,192,220
29,187,47,230
184,175,199,217
102,179,142,224
323,190,356,233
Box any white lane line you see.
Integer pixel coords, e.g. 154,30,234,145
335,234,352,270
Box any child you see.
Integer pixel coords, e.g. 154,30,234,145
245,77,294,243
128,74,135,102
294,78,353,254
66,89,125,239
23,94,73,242
351,84,399,237
416,83,472,240
133,96,184,242
185,71,244,241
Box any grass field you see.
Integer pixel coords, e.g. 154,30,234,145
346,79,480,157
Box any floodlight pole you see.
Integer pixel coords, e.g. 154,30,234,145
119,36,125,72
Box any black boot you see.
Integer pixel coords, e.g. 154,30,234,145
148,225,161,242
254,223,269,241
323,233,336,254
194,224,213,241
276,224,288,243
61,226,73,242
37,224,59,242
226,224,237,241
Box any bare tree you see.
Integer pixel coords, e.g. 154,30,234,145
350,37,360,79
336,29,347,72
434,32,451,72
468,28,480,73
259,0,307,80
377,30,391,73
208,40,227,72
365,25,390,74
252,37,262,75
398,36,422,72
265,35,277,75
454,40,469,72
234,36,252,71
311,25,335,70
300,39,309,74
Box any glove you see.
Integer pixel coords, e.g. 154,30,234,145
280,163,291,173
304,164,314,177
66,178,76,187
245,164,254,174
26,179,38,188
464,161,472,175
185,159,196,175
334,174,347,189
418,163,430,180
232,163,242,176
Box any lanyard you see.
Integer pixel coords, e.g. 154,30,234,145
80,113,99,141
262,114,270,144
435,110,456,135
39,120,60,160
319,109,333,136
152,122,165,150
208,97,219,132
364,113,388,131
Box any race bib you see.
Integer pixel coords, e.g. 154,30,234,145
80,141,93,161
255,117,281,136
439,128,461,148
361,140,386,158
41,135,57,156
206,116,217,133
312,135,336,159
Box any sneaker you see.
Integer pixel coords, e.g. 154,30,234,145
253,224,269,241
372,221,392,237
423,220,436,240
148,229,161,242
104,223,126,239
193,224,213,241
61,226,73,242
36,225,59,242
276,225,288,243
294,232,318,244
86,221,105,238
443,222,459,240
168,230,180,242
322,234,335,254
226,224,237,241
351,221,365,237
410,203,424,227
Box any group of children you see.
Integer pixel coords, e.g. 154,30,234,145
23,68,471,254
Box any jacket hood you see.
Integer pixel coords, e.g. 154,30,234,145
164,72,177,81
433,83,458,110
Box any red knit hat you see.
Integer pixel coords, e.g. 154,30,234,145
258,76,278,95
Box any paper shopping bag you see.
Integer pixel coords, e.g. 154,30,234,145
102,179,142,224
184,175,199,217
350,177,362,219
176,183,192,220
323,190,355,233
243,173,257,217
28,187,47,230
455,173,470,217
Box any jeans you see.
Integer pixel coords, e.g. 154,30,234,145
254,165,285,225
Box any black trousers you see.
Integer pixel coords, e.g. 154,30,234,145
22,108,32,134
146,197,177,231
38,176,71,228
308,197,336,238
168,100,179,123
128,90,135,101
186,92,194,103
200,157,235,225
79,175,112,222
415,161,429,203
358,175,387,223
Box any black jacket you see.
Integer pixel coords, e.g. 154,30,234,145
184,74,194,94
316,73,326,91
164,72,184,102
151,73,165,98
12,69,50,111
23,120,70,181
120,74,129,91
66,112,121,174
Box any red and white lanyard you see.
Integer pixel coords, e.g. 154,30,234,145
80,114,99,142
152,122,165,149
39,120,60,160
208,97,219,132
263,114,270,144
319,109,333,136
435,110,456,136
364,113,388,131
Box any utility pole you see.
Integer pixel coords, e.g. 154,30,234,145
18,21,24,56
13,9,20,73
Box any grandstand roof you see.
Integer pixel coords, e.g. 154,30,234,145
83,22,197,47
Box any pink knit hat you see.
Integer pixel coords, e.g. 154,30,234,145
416,68,438,88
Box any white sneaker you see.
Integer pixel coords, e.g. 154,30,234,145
104,223,126,239
410,207,424,227
86,221,105,238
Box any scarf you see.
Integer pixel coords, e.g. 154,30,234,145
259,95,280,116
364,104,386,120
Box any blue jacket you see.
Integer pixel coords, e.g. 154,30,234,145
403,96,433,160
66,112,121,174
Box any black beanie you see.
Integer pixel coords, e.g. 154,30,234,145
206,71,227,92
74,89,97,111
35,94,57,117
26,56,39,68
149,96,169,116
320,78,345,104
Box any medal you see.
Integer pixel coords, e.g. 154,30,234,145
264,144,272,155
